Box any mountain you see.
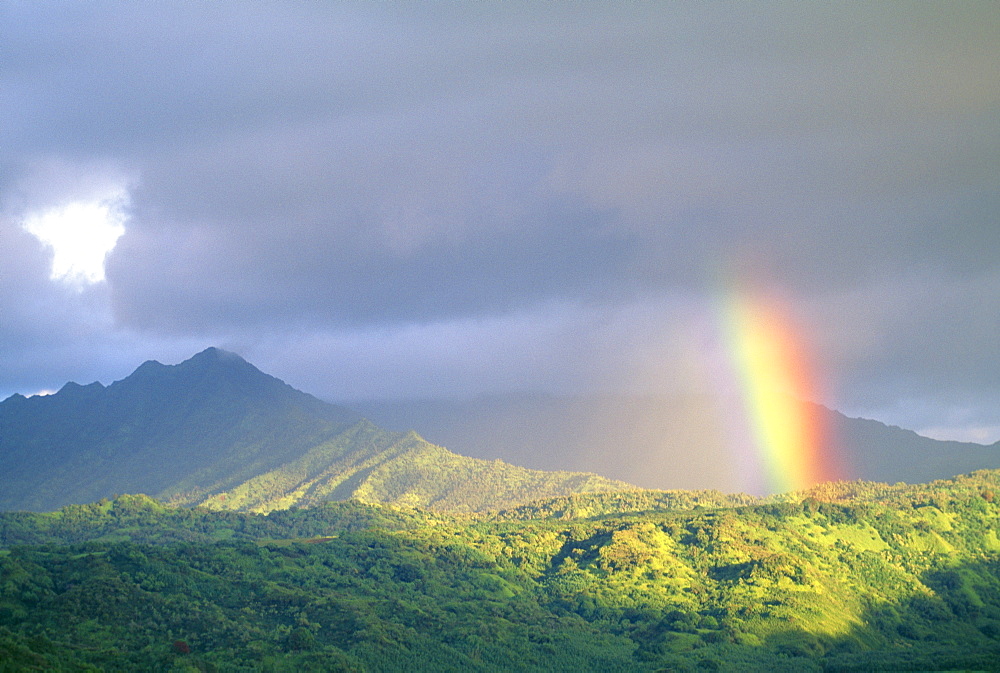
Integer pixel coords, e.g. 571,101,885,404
0,348,629,512
349,393,1000,492
7,348,996,514
834,408,1000,484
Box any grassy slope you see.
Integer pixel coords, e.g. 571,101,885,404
199,420,635,513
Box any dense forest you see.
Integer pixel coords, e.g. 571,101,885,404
4,471,1000,671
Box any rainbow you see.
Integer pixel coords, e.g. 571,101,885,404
716,288,843,495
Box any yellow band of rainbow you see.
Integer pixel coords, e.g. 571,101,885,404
720,290,840,494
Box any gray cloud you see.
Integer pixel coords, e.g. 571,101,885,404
1,2,998,441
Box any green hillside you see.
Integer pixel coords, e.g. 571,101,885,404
3,472,1000,671
197,419,633,513
0,349,628,513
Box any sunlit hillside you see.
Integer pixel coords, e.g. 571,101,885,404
3,472,1000,671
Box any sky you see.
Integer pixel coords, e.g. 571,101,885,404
2,2,998,445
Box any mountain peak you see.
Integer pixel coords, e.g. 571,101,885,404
182,347,252,370
0,347,361,511
191,346,242,362
177,348,272,385
101,348,275,407
123,348,258,381
56,381,106,395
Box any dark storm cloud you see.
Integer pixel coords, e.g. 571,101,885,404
1,2,998,439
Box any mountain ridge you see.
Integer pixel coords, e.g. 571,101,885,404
5,347,998,512
0,348,630,512
348,392,1000,491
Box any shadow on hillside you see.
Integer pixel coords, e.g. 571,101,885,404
602,556,1000,672
701,557,1000,672
803,557,1000,672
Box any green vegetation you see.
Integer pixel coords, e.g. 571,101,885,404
0,348,630,514
6,349,1000,669
4,471,1000,670
198,420,630,514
